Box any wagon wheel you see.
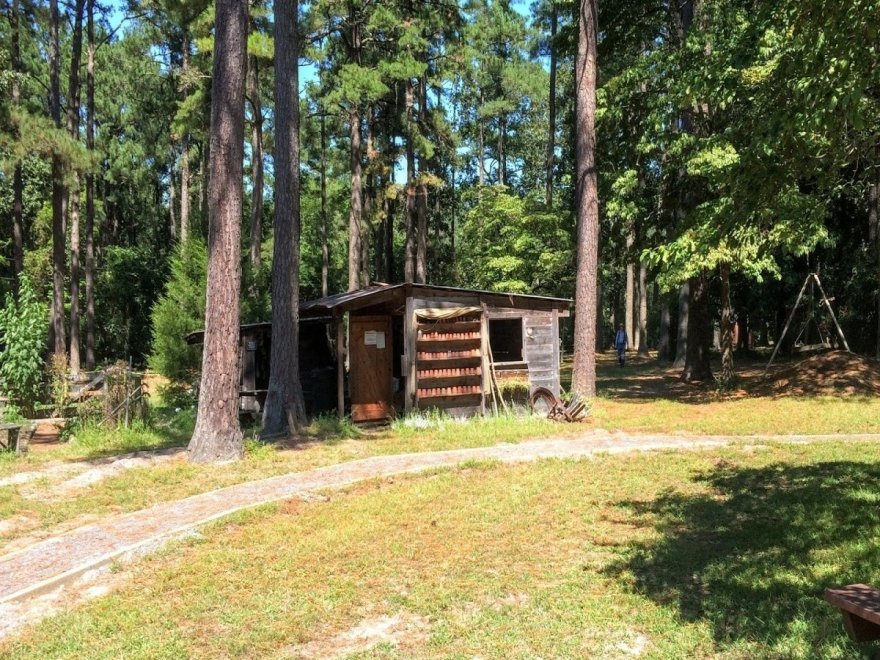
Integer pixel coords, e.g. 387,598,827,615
529,387,563,419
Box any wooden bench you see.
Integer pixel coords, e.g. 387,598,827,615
825,584,880,642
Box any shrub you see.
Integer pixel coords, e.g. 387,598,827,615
149,239,207,383
0,276,48,417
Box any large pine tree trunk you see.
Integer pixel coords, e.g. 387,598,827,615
673,282,689,367
247,53,263,279
637,260,649,355
625,229,635,349
545,2,557,207
189,0,247,463
415,78,428,283
477,89,486,186
320,112,329,297
571,0,599,397
498,114,506,186
68,0,85,375
262,0,307,438
681,273,712,382
49,0,66,357
404,78,416,283
179,35,192,244
11,0,23,296
347,107,363,291
84,0,96,369
870,142,880,359
657,288,671,361
719,262,734,386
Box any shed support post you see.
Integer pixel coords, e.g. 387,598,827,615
404,296,415,414
336,312,346,420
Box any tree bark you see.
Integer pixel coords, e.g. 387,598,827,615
84,0,96,369
637,260,649,355
49,0,66,357
415,78,428,283
404,77,416,283
657,289,671,361
625,228,635,349
870,143,880,359
571,0,599,397
477,88,485,186
11,0,23,296
247,53,264,280
320,112,329,297
262,0,307,437
681,273,712,382
347,107,363,291
179,35,192,244
719,262,734,386
68,0,85,376
189,0,247,463
498,114,506,186
673,282,689,367
545,2,557,207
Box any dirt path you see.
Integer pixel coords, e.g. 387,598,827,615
0,430,878,638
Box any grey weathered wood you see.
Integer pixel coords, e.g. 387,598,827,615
336,313,345,420
404,296,416,413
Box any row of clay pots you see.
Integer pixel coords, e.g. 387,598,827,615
417,349,481,360
418,367,480,378
419,386,482,397
419,331,481,341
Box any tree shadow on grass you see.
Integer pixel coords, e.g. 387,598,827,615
610,460,880,657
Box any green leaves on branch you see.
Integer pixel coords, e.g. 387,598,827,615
0,276,48,417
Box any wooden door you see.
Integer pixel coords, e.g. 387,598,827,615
349,315,393,422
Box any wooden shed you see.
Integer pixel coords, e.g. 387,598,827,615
301,283,570,422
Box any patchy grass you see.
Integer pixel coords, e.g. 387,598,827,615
3,440,879,658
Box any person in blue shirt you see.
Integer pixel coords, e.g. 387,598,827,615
614,323,628,367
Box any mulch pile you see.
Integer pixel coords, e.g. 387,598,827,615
765,350,880,397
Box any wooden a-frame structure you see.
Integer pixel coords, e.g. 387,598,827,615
764,272,851,375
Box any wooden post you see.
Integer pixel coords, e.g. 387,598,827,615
551,309,561,396
813,273,852,352
404,296,416,413
336,312,345,420
763,274,812,375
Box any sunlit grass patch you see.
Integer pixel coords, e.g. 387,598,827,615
5,441,879,658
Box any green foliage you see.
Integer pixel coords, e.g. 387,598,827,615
0,276,48,417
149,239,207,383
457,186,571,295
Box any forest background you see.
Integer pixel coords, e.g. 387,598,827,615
0,0,878,397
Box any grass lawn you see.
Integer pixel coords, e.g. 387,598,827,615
2,351,880,551
4,440,878,658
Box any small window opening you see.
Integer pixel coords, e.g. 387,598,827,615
489,318,524,363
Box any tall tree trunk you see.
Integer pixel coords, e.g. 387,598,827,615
385,193,394,282
189,0,247,463
84,0,96,369
673,282,689,367
545,2,557,207
415,77,428,283
658,289,671,361
596,279,605,352
571,0,599,397
262,0,307,437
68,0,85,375
320,112,329,297
179,35,192,243
497,114,506,186
169,161,177,239
719,262,734,386
637,260,649,355
870,143,880,359
347,107,363,291
477,89,485,186
625,228,635,348
10,0,23,296
403,77,416,283
49,0,66,357
247,53,264,280
681,273,712,382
